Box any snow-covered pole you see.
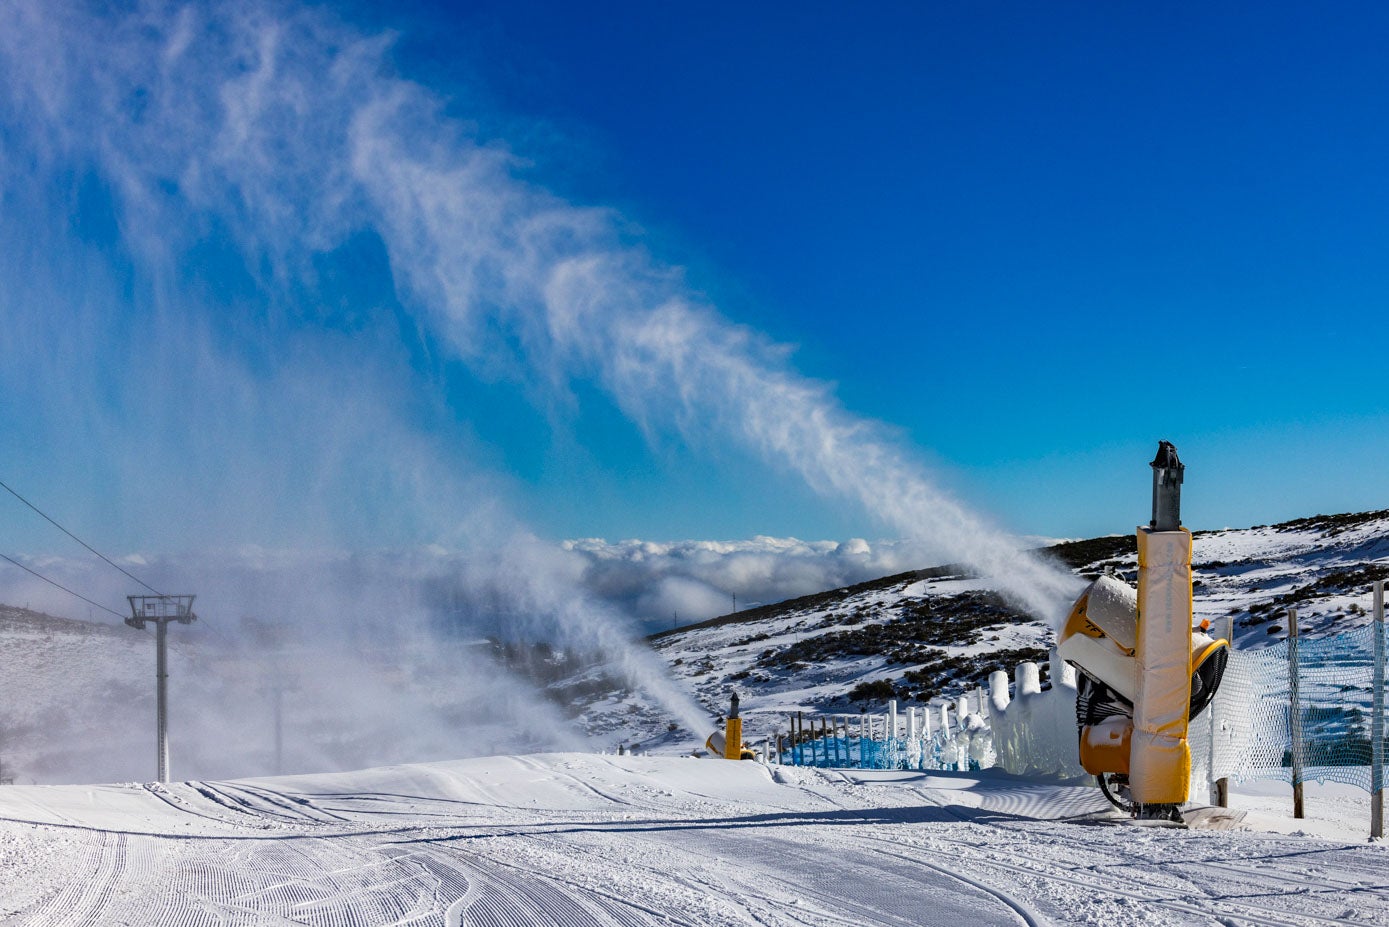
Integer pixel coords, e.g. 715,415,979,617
938,703,950,736
907,706,918,742
889,700,898,742
1373,580,1384,840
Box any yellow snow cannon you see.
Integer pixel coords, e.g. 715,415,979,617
706,692,756,760
1060,577,1230,776
1056,441,1229,822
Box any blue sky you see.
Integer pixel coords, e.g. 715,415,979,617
2,0,1387,565
374,0,1389,538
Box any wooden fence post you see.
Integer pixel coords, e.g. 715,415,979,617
1288,608,1305,820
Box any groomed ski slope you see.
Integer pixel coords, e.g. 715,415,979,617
1,754,1385,926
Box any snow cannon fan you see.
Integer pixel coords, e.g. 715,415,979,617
1058,577,1230,800
1056,442,1229,823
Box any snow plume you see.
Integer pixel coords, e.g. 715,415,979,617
0,544,713,783
0,0,1081,782
357,29,1086,622
0,2,1080,620
0,0,712,781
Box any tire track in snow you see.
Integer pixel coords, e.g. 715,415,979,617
858,830,1383,927
524,816,1036,927
436,850,634,927
141,782,250,828
31,830,128,927
428,832,707,927
865,843,1046,927
221,782,350,823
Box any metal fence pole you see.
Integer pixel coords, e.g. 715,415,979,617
1288,607,1305,820
1207,630,1218,805
1372,581,1385,840
1215,614,1234,808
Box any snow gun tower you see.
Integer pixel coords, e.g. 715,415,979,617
127,594,197,783
1057,442,1229,822
706,692,755,760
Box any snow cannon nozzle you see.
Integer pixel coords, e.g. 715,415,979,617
1149,440,1185,532
728,691,740,719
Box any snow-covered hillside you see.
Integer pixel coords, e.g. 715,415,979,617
610,510,1389,752
1,752,1384,926
3,511,1387,779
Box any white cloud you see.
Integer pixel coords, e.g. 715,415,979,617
565,536,940,627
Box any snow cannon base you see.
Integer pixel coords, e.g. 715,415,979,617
704,730,755,760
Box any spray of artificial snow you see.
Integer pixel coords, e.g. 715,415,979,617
0,1,1082,781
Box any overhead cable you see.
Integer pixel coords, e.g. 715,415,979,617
0,551,127,620
0,478,163,595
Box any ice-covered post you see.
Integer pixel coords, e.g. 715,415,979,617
1288,608,1305,819
1372,581,1384,840
889,699,898,743
989,670,1010,713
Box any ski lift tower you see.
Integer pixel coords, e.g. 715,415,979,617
127,594,197,783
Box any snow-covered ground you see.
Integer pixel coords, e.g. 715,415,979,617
0,752,1384,926
2,513,1386,923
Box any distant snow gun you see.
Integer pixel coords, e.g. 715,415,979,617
1057,441,1230,823
706,692,756,760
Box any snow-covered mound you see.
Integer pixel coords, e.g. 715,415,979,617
1,752,1384,926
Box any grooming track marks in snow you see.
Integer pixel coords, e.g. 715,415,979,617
1,754,1386,926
